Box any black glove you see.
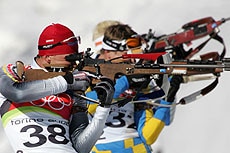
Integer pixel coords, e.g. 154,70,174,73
126,74,151,89
94,77,115,108
167,75,183,102
64,70,90,91
63,72,74,84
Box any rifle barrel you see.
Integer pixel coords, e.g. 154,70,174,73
222,17,230,23
160,63,230,70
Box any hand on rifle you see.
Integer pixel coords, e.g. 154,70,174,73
63,70,91,91
167,75,184,102
94,77,115,108
63,70,91,113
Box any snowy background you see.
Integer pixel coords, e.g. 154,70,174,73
0,0,230,153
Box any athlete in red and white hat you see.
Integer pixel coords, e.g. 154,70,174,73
0,23,114,153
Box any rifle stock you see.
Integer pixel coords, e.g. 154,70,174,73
24,69,65,81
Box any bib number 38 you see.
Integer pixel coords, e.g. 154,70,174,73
20,124,69,147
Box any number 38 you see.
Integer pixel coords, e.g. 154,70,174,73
20,124,69,147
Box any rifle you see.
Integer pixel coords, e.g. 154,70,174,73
21,52,230,82
144,16,230,60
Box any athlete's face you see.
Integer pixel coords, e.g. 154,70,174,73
105,50,131,63
49,54,72,67
37,53,73,70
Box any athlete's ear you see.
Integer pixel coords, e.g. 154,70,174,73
104,50,112,60
45,55,51,64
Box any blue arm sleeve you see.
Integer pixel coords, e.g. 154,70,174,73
86,91,98,101
113,76,129,98
154,100,171,125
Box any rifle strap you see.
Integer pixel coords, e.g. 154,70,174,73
212,33,226,60
129,77,219,107
178,77,219,105
186,33,226,60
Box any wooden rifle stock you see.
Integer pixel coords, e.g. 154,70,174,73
24,69,66,81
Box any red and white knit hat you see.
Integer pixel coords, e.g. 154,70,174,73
38,23,78,56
